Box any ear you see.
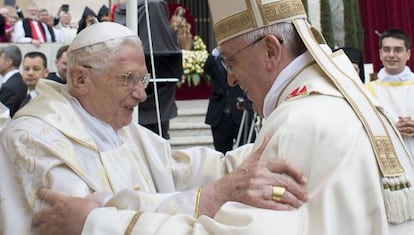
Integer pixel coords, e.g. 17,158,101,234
44,68,49,77
264,35,283,70
68,65,89,95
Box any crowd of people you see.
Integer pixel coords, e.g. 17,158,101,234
0,0,413,234
0,2,113,45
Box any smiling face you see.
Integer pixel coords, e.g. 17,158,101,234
76,43,148,130
219,34,286,115
380,37,411,75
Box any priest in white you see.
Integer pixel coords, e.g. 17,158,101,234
366,28,414,159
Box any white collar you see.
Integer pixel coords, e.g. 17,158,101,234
63,89,123,151
263,49,313,118
377,66,414,82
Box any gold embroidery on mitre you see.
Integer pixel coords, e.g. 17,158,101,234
374,137,404,176
214,0,257,43
258,0,306,25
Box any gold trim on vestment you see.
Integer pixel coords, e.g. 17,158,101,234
259,0,306,25
194,188,202,218
125,211,142,235
214,0,256,43
374,137,404,175
214,0,305,43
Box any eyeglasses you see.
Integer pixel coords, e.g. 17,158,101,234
81,65,150,89
380,46,407,54
219,35,283,74
119,72,151,89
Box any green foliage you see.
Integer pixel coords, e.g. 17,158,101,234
343,0,363,49
320,0,335,49
302,0,308,13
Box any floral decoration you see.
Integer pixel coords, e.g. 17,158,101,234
181,35,210,87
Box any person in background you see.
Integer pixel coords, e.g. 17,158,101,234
54,11,77,44
77,6,98,34
13,2,55,46
333,46,365,83
0,21,307,234
0,14,9,42
20,51,49,107
0,45,27,116
115,0,182,139
38,8,64,43
47,45,69,84
204,48,255,154
0,7,14,42
365,28,414,159
97,4,110,22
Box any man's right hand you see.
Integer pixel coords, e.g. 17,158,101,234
199,137,308,217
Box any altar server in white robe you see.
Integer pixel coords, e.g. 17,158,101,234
366,28,414,159
0,21,309,235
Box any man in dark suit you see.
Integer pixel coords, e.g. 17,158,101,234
115,0,182,139
0,45,27,117
204,48,255,154
47,45,69,84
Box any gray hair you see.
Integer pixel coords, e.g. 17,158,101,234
67,36,143,78
0,45,22,68
241,22,306,58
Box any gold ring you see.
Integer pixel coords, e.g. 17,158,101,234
272,186,286,202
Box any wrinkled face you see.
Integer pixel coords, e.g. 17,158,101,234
27,6,39,20
22,57,48,90
380,37,411,75
219,36,276,115
55,52,68,81
81,44,148,130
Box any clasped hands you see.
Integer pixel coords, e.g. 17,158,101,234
396,116,414,137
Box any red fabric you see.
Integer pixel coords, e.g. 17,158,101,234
359,0,414,73
29,20,45,42
167,3,195,35
176,80,211,100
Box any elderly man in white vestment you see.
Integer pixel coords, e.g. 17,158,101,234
366,29,414,159
5,0,414,234
0,21,309,234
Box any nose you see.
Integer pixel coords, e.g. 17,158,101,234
131,85,147,102
227,73,238,87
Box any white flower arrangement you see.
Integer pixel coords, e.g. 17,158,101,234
181,35,210,86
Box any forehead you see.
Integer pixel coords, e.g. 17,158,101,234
382,37,406,47
219,36,245,54
23,57,45,67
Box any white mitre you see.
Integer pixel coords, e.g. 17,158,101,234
68,22,138,52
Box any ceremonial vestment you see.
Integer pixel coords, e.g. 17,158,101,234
83,51,414,234
0,80,250,234
366,66,414,159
